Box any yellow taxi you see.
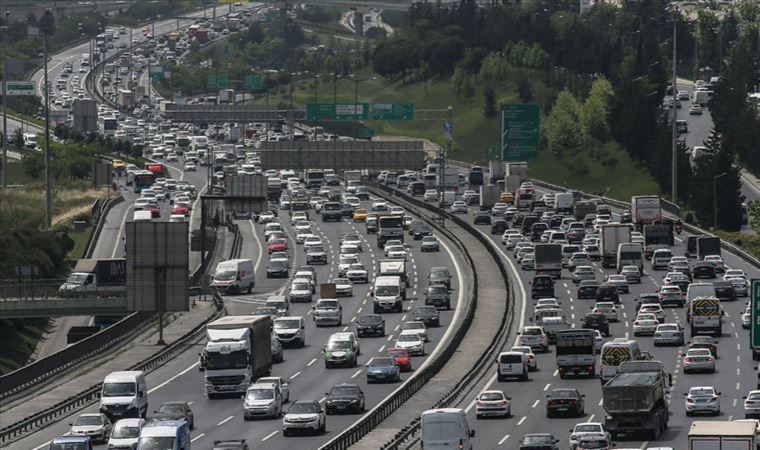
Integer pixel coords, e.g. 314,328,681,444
499,192,514,204
112,159,126,172
353,208,368,222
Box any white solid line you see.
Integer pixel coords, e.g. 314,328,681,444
290,371,302,380
217,415,234,426
498,435,511,445
33,442,51,450
307,358,317,367
351,369,362,378
190,433,205,443
251,219,264,273
149,362,198,393
261,430,279,442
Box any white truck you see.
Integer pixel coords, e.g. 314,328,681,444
553,192,575,215
378,259,408,287
479,185,500,210
489,160,505,184
554,329,597,379
600,224,632,268
687,420,756,450
218,89,235,104
505,162,529,182
58,259,126,298
203,315,272,398
631,196,662,229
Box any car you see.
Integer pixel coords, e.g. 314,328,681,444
401,321,429,342
338,254,360,277
521,253,536,270
726,275,749,297
568,253,592,272
511,345,537,371
267,237,288,254
546,388,585,418
572,266,596,284
474,212,491,225
325,384,365,414
605,274,629,293
492,218,509,235
475,390,511,418
107,418,144,449
577,280,599,300
340,233,364,251
653,323,684,346
395,330,426,355
410,220,433,239
153,401,194,428
713,280,737,302
334,277,353,297
183,161,196,171
366,357,401,383
282,400,326,436
581,312,610,337
243,384,283,420
425,284,451,309
658,284,685,307
267,259,289,278
312,299,343,327
68,413,112,444
352,208,368,222
385,347,412,372
412,305,441,327
638,303,665,322
346,263,369,283
593,302,618,322
632,313,659,336
428,266,452,289
620,265,641,283
704,254,726,273
450,200,468,214
355,314,385,337
689,336,719,358
743,304,752,329
569,422,610,450
420,235,440,252
683,348,716,373
518,326,550,353
305,244,328,265
289,280,313,303
385,244,406,259
744,390,760,418
684,386,721,416
520,434,560,450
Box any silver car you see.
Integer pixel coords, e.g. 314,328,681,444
69,413,112,444
244,384,283,420
475,390,511,418
684,386,721,416
683,348,716,374
653,323,684,346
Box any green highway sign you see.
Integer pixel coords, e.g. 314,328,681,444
752,280,760,349
306,102,369,121
371,103,414,120
500,103,540,161
207,73,229,89
4,81,35,96
244,75,263,91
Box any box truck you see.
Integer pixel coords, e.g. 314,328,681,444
58,259,126,297
600,224,632,268
631,196,662,229
687,420,756,450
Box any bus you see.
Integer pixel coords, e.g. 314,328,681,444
600,338,645,384
132,170,154,193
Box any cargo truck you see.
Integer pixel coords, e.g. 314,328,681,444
377,215,404,248
505,175,522,195
534,243,562,279
58,259,126,297
574,201,597,221
631,196,662,229
603,360,671,440
600,224,632,268
506,162,529,182
489,160,506,184
378,259,408,287
688,421,757,450
555,329,597,378
468,166,484,186
697,236,722,260
479,185,500,210
203,315,272,398
643,224,674,258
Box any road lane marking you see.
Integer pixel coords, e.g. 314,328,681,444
149,362,198,393
290,371,301,380
378,345,385,352
543,383,551,391
598,398,603,406
588,414,595,422
307,358,317,367
351,369,362,378
517,416,527,425
191,433,205,443
553,370,558,377
498,435,510,445
531,400,540,408
217,416,234,426
261,431,278,442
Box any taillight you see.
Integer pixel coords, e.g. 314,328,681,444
634,321,640,325
654,333,661,337
686,398,694,403
684,357,692,362
459,439,464,449
706,356,714,362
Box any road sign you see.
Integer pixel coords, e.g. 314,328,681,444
371,103,414,120
149,66,164,80
306,102,369,121
752,279,760,349
4,81,34,96
500,103,540,161
207,73,229,89
244,75,263,91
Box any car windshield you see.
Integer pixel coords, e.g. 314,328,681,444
479,392,505,401
416,307,437,315
256,307,277,315
369,358,394,367
309,246,325,253
431,269,448,278
292,282,310,291
330,386,359,396
318,301,339,308
157,403,184,414
326,340,352,351
335,278,350,285
690,388,714,396
274,320,301,329
551,390,578,398
74,415,103,426
575,425,601,433
102,382,135,397
658,325,678,331
428,285,447,294
288,403,318,414
522,328,542,335
397,334,419,342
214,270,237,281
138,437,176,450
247,388,274,400
523,435,552,445
111,425,140,438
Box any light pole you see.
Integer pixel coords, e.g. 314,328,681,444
310,74,319,140
333,73,340,105
348,74,375,142
40,9,54,228
713,172,728,230
2,10,10,189
671,19,678,204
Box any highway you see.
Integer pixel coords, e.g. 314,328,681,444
17,189,466,450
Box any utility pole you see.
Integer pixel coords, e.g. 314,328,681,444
671,20,678,204
2,10,10,189
43,26,52,227
439,107,453,226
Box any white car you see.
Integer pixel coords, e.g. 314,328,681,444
346,263,369,284
653,323,684,346
395,330,425,355
517,326,549,353
372,200,389,211
258,211,275,223
569,422,610,450
593,302,618,322
743,305,751,329
69,413,112,444
510,346,537,371
633,313,659,336
450,201,468,214
294,221,312,233
340,234,364,251
401,321,428,342
745,390,760,418
107,418,144,449
297,232,315,245
385,245,407,259
684,386,721,416
423,190,438,202
704,255,725,272
475,390,511,418
505,234,525,250
334,278,353,297
638,303,665,322
282,400,326,436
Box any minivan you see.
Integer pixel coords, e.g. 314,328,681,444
211,259,255,294
100,371,148,420
687,282,716,303
420,408,475,450
136,420,190,450
496,351,529,381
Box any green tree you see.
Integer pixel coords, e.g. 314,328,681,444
516,75,533,103
13,128,23,149
581,77,614,142
21,152,44,179
544,90,583,157
483,86,497,118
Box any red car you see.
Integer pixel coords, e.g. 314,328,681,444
172,205,189,216
148,206,161,218
267,238,288,254
385,347,412,372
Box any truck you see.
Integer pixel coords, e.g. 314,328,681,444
574,201,597,221
691,89,710,106
554,329,597,378
697,236,721,260
468,166,484,186
534,243,562,279
479,185,500,211
344,170,362,192
505,162,529,182
643,224,674,258
600,224,632,268
435,167,462,192
553,192,575,215
603,360,671,440
218,89,235,104
687,296,723,336
377,214,404,248
631,196,662,229
378,259,408,287
203,315,272,398
267,177,282,200
58,259,126,298
488,160,506,184
688,421,757,450
304,169,326,189
505,175,522,195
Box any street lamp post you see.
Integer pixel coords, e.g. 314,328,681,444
333,73,340,105
42,10,52,228
713,172,728,229
311,74,319,140
671,19,678,204
2,10,10,189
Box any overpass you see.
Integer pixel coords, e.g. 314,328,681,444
0,296,130,319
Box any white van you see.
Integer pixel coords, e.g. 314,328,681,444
553,192,574,214
617,243,643,272
100,371,148,420
496,351,529,381
372,275,405,313
421,408,475,450
169,214,186,223
133,210,152,222
687,282,716,303
211,259,255,294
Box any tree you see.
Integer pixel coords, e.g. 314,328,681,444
483,86,497,118
38,10,55,36
581,77,614,142
544,90,583,157
516,75,533,103
13,128,23,149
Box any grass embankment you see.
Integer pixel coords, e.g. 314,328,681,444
258,68,660,201
715,230,760,258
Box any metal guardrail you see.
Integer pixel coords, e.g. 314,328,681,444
82,195,124,259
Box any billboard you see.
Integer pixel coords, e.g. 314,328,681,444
126,222,189,313
227,174,267,197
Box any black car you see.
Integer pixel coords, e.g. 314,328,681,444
520,433,560,450
530,222,549,242
545,388,585,418
577,281,599,300
410,221,433,240
355,314,385,337
473,212,491,225
325,384,365,414
213,440,249,450
581,312,610,337
549,215,564,229
595,283,620,303
412,305,441,327
491,218,508,235
153,402,194,429
340,203,355,218
713,280,736,301
425,284,451,309
267,259,289,278
521,215,540,235
692,262,716,279
531,275,554,299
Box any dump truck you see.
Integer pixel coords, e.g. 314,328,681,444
600,224,631,268
534,243,562,279
688,421,757,450
603,360,671,440
58,259,126,298
203,315,272,398
479,185,500,211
